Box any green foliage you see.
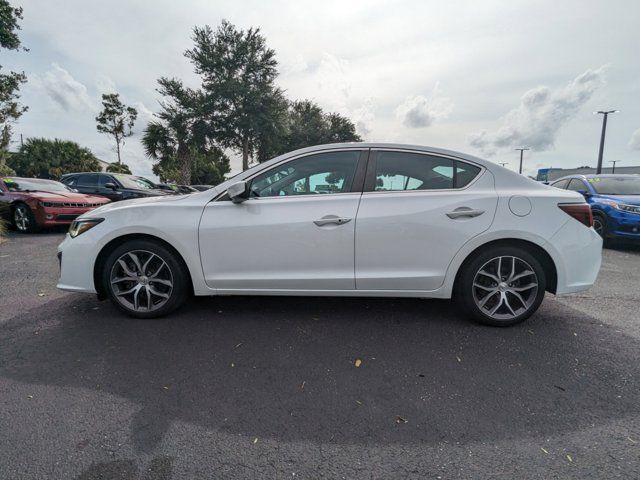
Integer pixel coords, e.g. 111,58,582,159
0,159,14,175
185,20,282,170
106,162,131,174
257,100,362,163
0,1,28,151
143,77,230,185
96,93,138,165
8,137,100,179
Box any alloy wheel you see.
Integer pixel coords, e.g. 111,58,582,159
593,217,604,238
109,250,174,312
14,205,29,232
471,256,539,321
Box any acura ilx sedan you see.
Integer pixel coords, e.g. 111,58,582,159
57,143,602,326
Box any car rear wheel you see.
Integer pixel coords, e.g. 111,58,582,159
102,239,190,318
12,203,39,233
457,246,546,327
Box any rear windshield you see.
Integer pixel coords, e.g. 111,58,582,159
588,176,640,195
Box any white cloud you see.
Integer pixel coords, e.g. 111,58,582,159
629,127,640,150
468,67,606,156
39,63,95,112
395,84,453,128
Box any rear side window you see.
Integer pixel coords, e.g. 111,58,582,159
77,174,97,187
551,179,569,189
368,151,481,191
567,179,587,192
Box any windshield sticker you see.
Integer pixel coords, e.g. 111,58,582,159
587,178,601,182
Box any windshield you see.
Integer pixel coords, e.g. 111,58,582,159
2,177,75,193
113,174,157,190
588,176,640,195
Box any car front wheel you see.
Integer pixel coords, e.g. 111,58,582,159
102,239,190,318
12,203,38,233
458,246,546,327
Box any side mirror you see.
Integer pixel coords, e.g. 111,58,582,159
104,182,117,190
227,181,250,203
577,190,590,198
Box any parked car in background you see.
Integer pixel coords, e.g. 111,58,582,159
0,177,110,233
57,143,602,326
550,174,640,243
61,172,176,202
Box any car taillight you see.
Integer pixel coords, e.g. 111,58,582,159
558,203,593,228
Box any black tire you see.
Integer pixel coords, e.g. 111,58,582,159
592,213,610,247
456,245,547,327
12,202,39,233
101,239,190,318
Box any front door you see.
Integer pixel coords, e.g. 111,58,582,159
355,149,498,291
199,149,367,291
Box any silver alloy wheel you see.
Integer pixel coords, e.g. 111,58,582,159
472,256,538,321
109,250,174,312
14,205,30,231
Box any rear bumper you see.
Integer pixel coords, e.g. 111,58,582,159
548,220,602,295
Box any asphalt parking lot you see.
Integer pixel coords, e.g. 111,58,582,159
1,231,639,479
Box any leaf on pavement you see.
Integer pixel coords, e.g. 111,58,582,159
395,415,408,424
354,359,362,367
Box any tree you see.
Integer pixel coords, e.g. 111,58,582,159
96,93,138,166
142,77,230,185
106,162,131,174
257,99,362,162
8,138,100,179
0,1,28,167
185,20,282,170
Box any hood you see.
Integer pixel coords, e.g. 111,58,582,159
596,194,640,206
83,192,190,216
29,191,109,203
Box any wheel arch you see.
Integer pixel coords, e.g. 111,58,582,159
93,233,194,300
452,238,558,295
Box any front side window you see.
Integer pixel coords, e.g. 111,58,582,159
370,151,480,191
249,151,361,198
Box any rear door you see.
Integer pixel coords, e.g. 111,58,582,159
74,174,99,196
355,149,498,291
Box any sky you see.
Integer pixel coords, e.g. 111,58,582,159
3,0,640,179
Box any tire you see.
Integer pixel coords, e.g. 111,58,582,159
101,239,190,318
456,245,547,327
592,213,610,247
12,203,39,233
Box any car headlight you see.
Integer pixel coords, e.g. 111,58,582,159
69,218,104,238
600,199,640,214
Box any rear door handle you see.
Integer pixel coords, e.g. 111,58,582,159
314,215,352,227
446,207,485,219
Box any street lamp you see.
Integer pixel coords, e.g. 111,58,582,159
594,110,619,174
515,148,529,174
609,160,621,174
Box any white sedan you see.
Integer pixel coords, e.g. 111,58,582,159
57,143,602,326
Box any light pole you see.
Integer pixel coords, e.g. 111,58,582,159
594,110,619,174
515,148,529,174
609,160,620,174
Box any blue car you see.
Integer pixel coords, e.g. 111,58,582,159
550,174,640,243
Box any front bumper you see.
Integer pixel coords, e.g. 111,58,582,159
57,233,98,293
607,210,640,239
36,205,108,227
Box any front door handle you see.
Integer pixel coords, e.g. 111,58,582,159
446,207,485,219
314,215,352,227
